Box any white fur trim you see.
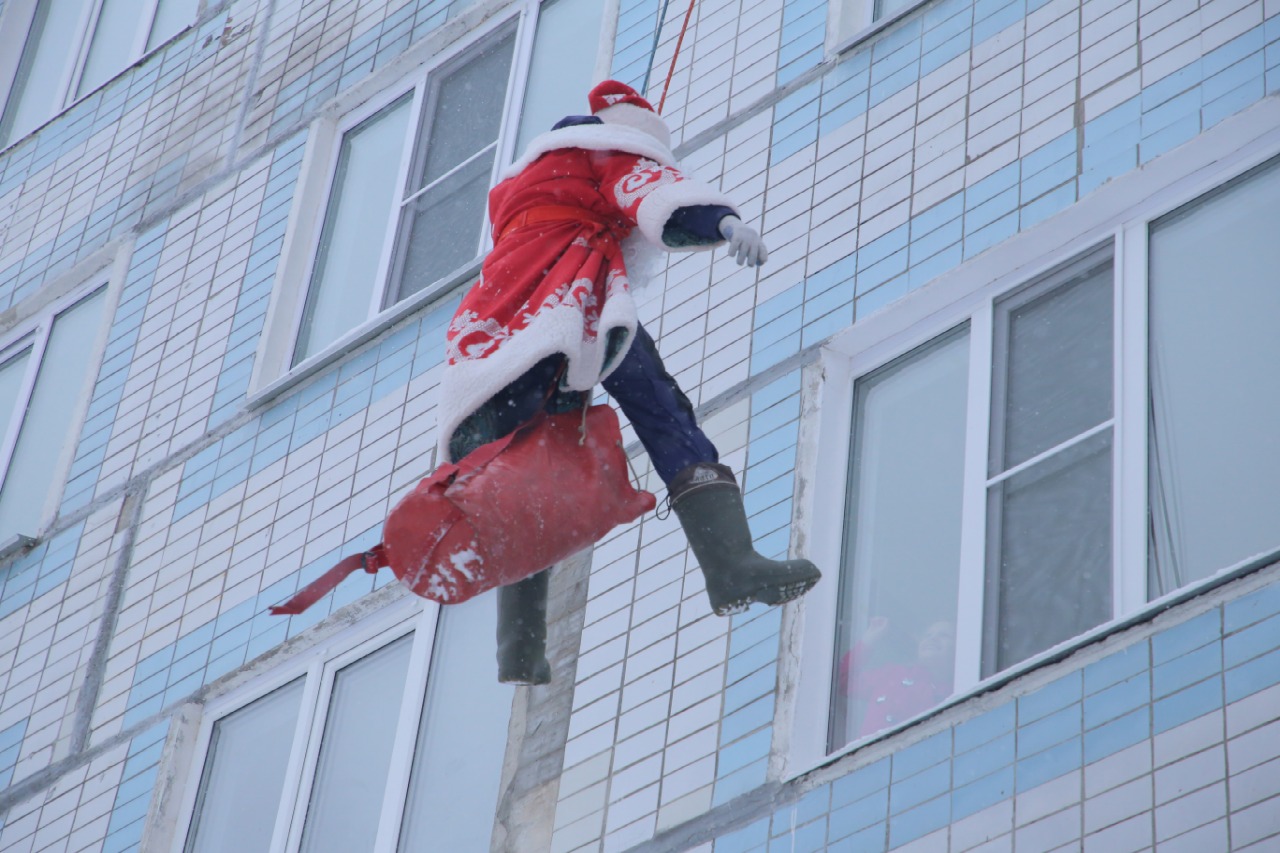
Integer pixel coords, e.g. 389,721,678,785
437,297,638,462
595,103,672,149
634,179,739,250
501,124,677,181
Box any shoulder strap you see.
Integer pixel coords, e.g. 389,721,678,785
268,545,388,616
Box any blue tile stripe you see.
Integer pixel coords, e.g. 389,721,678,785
207,132,308,429
712,371,803,806
169,292,457,524
757,4,1280,367
102,721,169,853
120,524,390,729
0,719,27,788
59,221,171,515
0,16,223,315
709,580,1280,850
267,0,470,141
0,522,86,621
611,0,664,90
778,0,826,86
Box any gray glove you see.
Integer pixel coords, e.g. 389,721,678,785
718,215,768,267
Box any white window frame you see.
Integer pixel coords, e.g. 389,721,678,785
785,98,1280,777
827,0,928,56
0,0,198,149
252,0,614,400
0,268,118,546
168,597,463,853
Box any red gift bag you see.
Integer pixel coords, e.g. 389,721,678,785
270,404,655,614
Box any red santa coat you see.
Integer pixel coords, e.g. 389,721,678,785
439,124,736,461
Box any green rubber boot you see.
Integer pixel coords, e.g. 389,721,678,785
496,569,552,685
670,463,821,616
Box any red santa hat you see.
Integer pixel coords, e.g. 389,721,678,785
588,80,672,149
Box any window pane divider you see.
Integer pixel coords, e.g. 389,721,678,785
984,419,1114,489
67,0,105,100
282,650,352,853
269,659,326,853
371,83,426,321
398,140,498,209
954,306,992,692
57,0,98,113
1116,221,1150,615
372,605,440,853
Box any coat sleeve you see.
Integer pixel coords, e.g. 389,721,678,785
594,152,741,250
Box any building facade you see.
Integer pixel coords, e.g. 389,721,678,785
0,0,1278,848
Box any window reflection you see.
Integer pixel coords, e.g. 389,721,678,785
831,328,968,750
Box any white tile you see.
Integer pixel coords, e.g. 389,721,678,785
1084,776,1152,834
1230,793,1280,848
890,826,948,852
1154,781,1224,841
1154,709,1224,768
1153,747,1225,805
1229,755,1280,811
1083,812,1152,853
1019,771,1083,826
966,836,1013,853
1226,683,1280,738
1227,719,1280,774
656,784,712,831
1015,805,1081,853
953,800,1014,851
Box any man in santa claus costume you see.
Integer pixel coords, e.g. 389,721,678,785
439,80,821,684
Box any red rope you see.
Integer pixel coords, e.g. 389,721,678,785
657,0,697,114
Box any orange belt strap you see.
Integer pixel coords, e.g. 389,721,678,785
495,205,626,243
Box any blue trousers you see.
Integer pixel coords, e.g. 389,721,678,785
449,325,718,485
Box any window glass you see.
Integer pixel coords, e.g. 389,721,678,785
992,266,1114,472
185,679,305,853
78,0,147,97
873,0,916,19
514,0,604,154
391,31,516,301
294,95,412,364
1,0,87,145
0,347,33,444
1148,158,1280,594
985,260,1114,674
986,430,1113,671
299,634,414,853
146,0,199,50
0,287,106,538
830,329,968,750
399,596,513,851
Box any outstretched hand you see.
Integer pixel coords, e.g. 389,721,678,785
718,215,768,267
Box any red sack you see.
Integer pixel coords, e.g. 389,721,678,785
270,405,655,614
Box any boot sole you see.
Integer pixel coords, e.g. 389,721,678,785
712,577,819,617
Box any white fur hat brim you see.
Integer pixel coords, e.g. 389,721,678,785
595,103,672,150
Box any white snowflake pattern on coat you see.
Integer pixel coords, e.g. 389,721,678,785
613,158,681,210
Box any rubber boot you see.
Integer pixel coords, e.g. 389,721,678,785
496,569,553,685
670,463,821,616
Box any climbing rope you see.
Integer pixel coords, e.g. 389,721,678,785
641,0,698,115
640,0,674,98
658,0,697,114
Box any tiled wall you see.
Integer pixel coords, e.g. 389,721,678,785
0,499,121,795
0,0,1278,845
699,576,1280,853
0,722,168,853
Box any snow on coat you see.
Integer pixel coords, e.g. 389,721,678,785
438,123,736,462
